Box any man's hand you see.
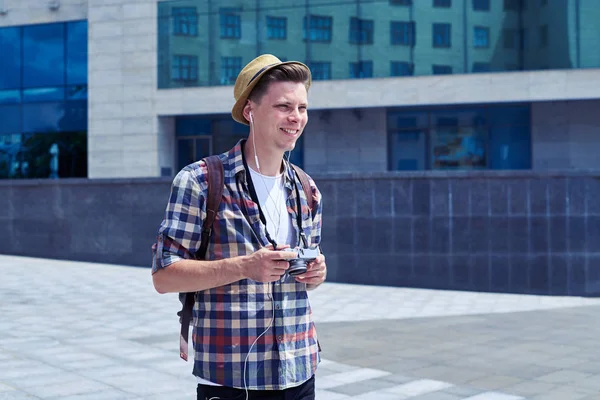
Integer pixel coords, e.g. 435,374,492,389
243,245,296,283
295,254,326,287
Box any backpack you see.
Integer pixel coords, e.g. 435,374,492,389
178,155,317,361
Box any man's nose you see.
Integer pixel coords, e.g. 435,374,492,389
288,108,300,121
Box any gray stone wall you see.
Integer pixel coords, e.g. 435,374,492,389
1,171,599,296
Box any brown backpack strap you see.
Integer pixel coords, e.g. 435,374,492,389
291,164,315,215
179,155,224,362
197,155,225,260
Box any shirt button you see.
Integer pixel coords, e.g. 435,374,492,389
277,336,282,341
275,304,280,310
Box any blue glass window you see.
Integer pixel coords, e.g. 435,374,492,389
220,57,242,85
303,15,333,42
349,17,374,45
267,16,286,40
0,90,21,104
474,26,490,48
432,65,453,74
0,21,87,179
172,55,198,82
504,0,522,11
0,27,21,90
66,21,88,85
388,105,530,171
309,62,331,80
391,21,415,46
472,62,490,72
350,61,373,79
22,87,65,102
23,24,65,88
433,23,451,48
67,85,88,100
220,8,241,39
504,29,517,49
0,105,20,134
390,0,412,4
22,101,86,133
473,0,490,11
391,61,414,76
539,25,548,47
176,117,212,136
173,7,198,36
434,0,451,7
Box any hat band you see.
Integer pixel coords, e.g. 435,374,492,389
247,63,279,86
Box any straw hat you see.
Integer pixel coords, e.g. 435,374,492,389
231,54,311,125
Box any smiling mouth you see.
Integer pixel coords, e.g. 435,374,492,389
280,128,299,135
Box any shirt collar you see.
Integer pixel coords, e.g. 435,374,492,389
228,139,295,188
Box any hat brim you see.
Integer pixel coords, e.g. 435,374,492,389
231,61,311,125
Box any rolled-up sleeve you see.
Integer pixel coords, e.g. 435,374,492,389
152,166,206,274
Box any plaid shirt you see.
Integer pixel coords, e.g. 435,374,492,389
152,140,323,390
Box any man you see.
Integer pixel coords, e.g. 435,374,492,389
152,54,326,400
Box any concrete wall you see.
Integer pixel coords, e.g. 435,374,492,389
87,1,159,178
2,171,600,296
304,108,388,173
532,100,600,170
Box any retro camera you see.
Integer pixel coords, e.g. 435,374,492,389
282,246,320,276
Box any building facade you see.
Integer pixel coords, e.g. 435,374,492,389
1,0,599,179
2,0,600,295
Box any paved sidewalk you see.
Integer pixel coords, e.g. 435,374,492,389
1,255,600,399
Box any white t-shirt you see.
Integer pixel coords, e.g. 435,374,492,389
197,167,295,387
249,167,295,249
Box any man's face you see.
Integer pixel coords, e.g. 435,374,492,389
249,81,308,153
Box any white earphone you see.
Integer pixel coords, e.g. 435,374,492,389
249,111,260,170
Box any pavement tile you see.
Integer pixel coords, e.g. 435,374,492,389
408,392,463,400
529,388,597,400
4,255,600,400
0,393,41,400
45,390,139,400
0,384,16,393
317,368,391,390
466,375,523,391
21,380,114,399
314,390,352,400
383,379,454,396
463,393,525,400
502,380,558,397
328,378,398,396
535,370,593,385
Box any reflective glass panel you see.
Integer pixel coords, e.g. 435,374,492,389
0,27,21,90
390,130,427,171
157,0,600,86
22,87,65,102
67,85,88,100
0,134,23,179
0,105,20,134
0,90,21,104
20,131,87,178
66,21,88,85
22,23,65,88
388,104,530,171
177,138,195,170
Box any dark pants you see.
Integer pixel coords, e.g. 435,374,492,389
196,376,315,400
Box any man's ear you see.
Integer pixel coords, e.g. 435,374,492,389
242,101,252,122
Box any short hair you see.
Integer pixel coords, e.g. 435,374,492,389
248,63,311,104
